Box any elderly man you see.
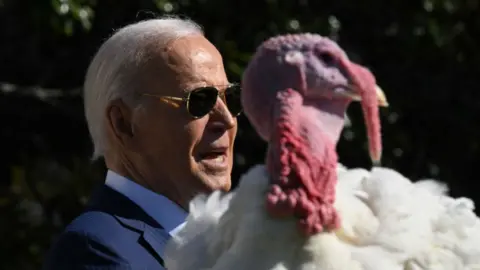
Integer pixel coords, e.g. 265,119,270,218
43,17,240,269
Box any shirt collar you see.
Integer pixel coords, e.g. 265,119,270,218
105,170,187,236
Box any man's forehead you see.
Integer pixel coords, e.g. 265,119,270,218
149,35,226,92
164,36,222,69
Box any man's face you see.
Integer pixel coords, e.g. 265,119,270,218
131,35,237,206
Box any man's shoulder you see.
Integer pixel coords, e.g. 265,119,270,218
59,211,150,251
65,211,124,235
44,211,167,269
43,211,131,269
51,211,132,249
43,184,171,269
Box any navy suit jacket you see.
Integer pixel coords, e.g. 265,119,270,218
43,185,170,269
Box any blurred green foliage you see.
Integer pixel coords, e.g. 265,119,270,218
0,0,479,269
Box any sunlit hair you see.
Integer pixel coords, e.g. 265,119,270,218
84,16,204,160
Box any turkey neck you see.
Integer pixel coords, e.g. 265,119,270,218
265,90,347,235
300,98,350,155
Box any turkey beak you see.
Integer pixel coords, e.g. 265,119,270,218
336,85,389,107
375,85,389,107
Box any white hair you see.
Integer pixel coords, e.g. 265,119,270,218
84,17,204,160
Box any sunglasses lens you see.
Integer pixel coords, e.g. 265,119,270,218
188,87,218,118
224,85,242,116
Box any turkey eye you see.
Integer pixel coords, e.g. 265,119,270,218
317,52,335,66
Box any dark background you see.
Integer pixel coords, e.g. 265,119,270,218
1,0,479,269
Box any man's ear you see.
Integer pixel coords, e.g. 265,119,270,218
105,99,135,149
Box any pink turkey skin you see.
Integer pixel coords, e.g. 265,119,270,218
241,34,382,236
266,89,340,235
342,61,382,162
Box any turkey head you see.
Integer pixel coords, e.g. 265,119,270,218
241,34,388,236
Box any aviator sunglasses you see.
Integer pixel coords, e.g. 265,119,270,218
143,83,242,119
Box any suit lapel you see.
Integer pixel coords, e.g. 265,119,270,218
141,225,171,262
114,215,170,265
87,185,170,265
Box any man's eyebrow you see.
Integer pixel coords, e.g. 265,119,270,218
182,81,209,92
183,81,233,92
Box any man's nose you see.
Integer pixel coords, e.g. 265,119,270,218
208,97,236,129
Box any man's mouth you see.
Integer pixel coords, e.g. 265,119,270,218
198,147,229,171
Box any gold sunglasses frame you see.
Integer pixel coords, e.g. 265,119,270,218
142,84,242,119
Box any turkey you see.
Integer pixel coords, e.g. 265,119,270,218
164,33,480,270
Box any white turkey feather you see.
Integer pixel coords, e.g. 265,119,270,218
164,164,480,270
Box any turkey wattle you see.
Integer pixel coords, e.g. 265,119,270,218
164,34,480,270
